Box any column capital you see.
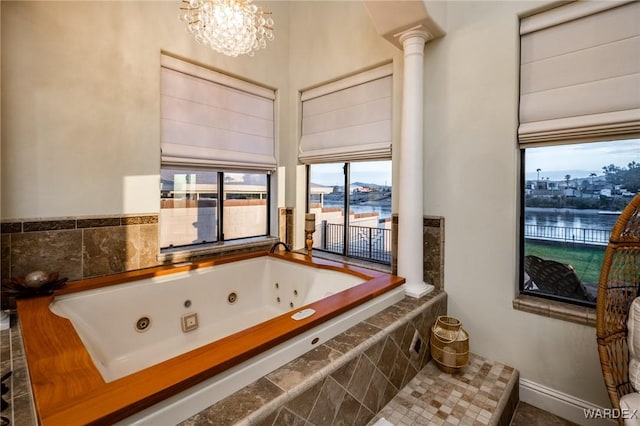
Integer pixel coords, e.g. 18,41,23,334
395,25,432,47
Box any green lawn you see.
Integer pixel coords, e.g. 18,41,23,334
524,241,606,285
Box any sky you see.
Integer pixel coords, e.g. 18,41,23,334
309,139,639,186
310,161,392,187
525,139,640,182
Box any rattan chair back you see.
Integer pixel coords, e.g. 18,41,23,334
596,194,640,424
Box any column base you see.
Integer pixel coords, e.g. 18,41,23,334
404,282,435,298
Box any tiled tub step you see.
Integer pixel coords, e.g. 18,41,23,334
182,291,449,425
371,354,519,426
8,291,518,426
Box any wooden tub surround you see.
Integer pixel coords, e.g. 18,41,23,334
17,251,405,426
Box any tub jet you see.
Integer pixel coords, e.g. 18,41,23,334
135,316,151,332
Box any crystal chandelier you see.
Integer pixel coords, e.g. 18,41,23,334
180,0,274,57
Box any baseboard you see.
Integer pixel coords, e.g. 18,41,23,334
520,378,616,426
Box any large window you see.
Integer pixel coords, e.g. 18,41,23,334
159,55,275,252
299,64,394,264
521,139,640,306
160,169,269,249
518,1,639,307
308,160,392,264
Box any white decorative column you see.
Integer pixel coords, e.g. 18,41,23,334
397,27,434,298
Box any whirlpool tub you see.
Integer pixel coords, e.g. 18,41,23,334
17,251,405,425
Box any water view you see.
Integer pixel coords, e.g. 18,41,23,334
525,209,619,231
522,139,639,304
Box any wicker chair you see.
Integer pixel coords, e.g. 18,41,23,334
596,194,640,423
524,255,595,302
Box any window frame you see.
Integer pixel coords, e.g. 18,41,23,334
519,148,600,308
518,141,640,309
160,168,271,251
306,160,392,265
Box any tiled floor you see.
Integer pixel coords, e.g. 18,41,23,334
370,354,518,426
510,402,578,426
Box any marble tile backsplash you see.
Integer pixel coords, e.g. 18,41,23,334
391,215,445,291
2,212,446,309
423,216,445,291
1,215,160,309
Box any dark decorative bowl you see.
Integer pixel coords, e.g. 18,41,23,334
2,273,67,298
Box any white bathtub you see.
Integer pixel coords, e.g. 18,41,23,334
19,252,405,425
50,256,366,382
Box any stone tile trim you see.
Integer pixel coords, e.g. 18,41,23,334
23,220,76,232
181,291,448,426
2,214,158,233
513,295,596,327
0,223,22,234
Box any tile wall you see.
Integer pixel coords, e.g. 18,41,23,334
391,215,445,291
1,215,160,283
0,214,275,309
1,211,445,303
181,291,448,425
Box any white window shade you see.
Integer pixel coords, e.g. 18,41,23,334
299,64,393,163
160,55,276,171
519,1,640,145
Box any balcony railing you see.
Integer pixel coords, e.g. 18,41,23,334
524,224,611,245
315,221,391,264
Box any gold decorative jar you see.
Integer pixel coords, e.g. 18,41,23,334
430,316,469,373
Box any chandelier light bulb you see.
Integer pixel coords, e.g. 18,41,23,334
180,0,274,57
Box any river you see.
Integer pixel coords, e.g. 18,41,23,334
318,203,621,230
524,208,620,231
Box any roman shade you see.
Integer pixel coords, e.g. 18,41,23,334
519,1,640,145
299,63,393,163
160,55,276,171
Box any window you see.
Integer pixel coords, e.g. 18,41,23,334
308,160,392,264
299,64,394,264
521,139,640,306
159,55,275,252
160,169,269,249
518,2,639,307
160,169,219,248
222,173,269,240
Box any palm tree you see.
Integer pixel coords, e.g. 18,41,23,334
563,174,572,208
589,172,597,186
536,168,541,182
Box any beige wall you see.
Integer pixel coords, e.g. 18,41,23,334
1,0,610,411
1,1,290,218
423,1,609,408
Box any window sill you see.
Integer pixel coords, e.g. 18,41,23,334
158,236,279,264
513,294,595,327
